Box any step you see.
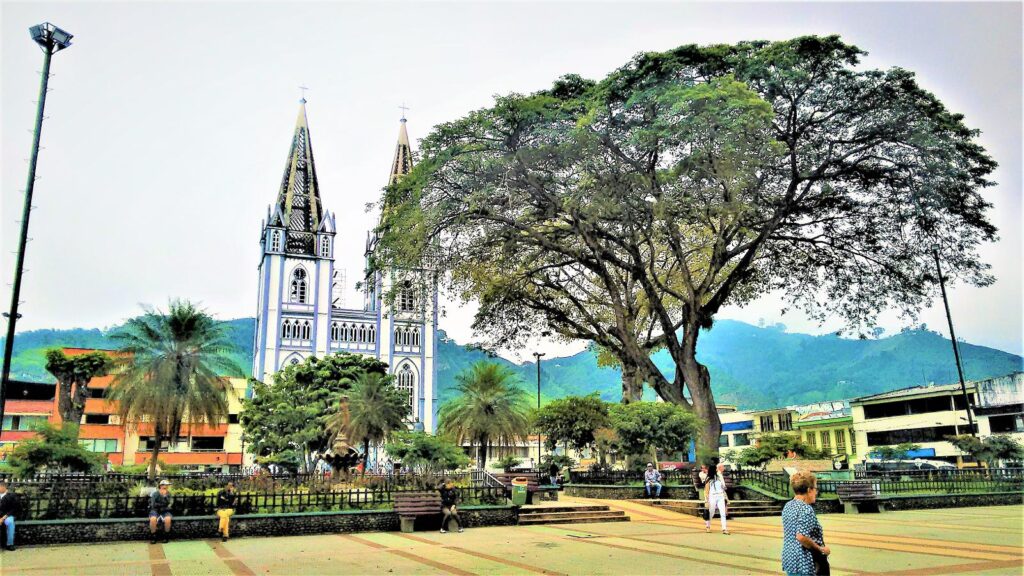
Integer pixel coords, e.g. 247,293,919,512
518,511,626,521
518,515,631,525
519,505,611,514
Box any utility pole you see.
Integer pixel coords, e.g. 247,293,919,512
0,23,73,430
933,250,977,437
533,352,545,470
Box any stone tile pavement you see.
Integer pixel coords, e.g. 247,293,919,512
1,499,1020,575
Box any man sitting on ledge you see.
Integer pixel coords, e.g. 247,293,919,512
149,480,173,544
644,463,663,499
0,480,18,551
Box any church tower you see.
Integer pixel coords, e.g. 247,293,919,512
253,99,336,382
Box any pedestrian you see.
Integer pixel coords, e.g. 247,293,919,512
644,463,663,498
782,470,830,576
0,480,19,551
438,479,463,533
705,463,730,534
695,463,711,525
548,461,561,486
215,481,238,542
149,480,173,544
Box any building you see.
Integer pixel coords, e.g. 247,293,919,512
1,348,249,473
851,382,977,465
974,372,1023,442
792,400,857,463
251,101,438,431
718,407,755,452
747,406,796,441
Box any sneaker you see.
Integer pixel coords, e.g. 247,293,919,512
150,538,158,545
440,529,447,533
457,528,464,533
162,538,170,544
5,546,15,552
221,536,228,543
705,526,711,533
722,530,730,535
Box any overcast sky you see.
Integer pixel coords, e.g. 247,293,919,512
2,1,1021,360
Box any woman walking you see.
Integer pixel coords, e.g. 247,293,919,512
704,463,730,534
782,470,830,576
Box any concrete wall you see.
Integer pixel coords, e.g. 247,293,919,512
564,484,698,500
13,505,517,546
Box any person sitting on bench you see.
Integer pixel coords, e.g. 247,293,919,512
644,463,663,498
0,480,19,551
149,480,173,544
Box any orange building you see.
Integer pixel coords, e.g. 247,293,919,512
1,348,249,472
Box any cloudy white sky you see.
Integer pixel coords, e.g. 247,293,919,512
2,1,1021,360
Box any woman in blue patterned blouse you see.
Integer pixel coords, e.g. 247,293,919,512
781,470,830,575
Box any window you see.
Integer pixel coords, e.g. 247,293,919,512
820,430,831,453
989,414,1024,433
863,395,969,419
779,412,793,431
331,321,341,341
849,428,857,455
290,268,308,303
228,414,240,424
867,425,977,446
88,388,106,399
80,439,118,453
805,432,817,448
270,230,282,252
835,429,847,453
191,437,225,452
396,365,415,412
282,318,310,341
320,236,331,257
398,282,415,312
733,433,750,447
2,415,46,431
719,434,730,448
759,415,775,433
300,320,311,340
139,437,170,451
84,414,111,425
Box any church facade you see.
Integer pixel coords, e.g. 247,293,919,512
251,100,438,432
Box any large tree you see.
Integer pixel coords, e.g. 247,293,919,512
241,353,390,473
608,401,698,464
108,300,243,479
44,349,111,439
328,372,411,475
535,394,610,453
374,36,997,453
437,362,531,468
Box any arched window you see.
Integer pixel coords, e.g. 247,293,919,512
320,236,330,257
368,325,376,344
398,281,415,312
411,327,421,347
331,322,341,341
270,231,282,252
282,319,293,339
301,320,311,340
290,268,308,303
357,324,366,343
396,365,415,411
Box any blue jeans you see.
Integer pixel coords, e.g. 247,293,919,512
645,482,662,497
2,515,14,547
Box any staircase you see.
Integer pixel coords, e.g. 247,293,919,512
645,499,784,518
518,505,630,526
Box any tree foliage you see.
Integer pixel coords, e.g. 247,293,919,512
44,349,111,439
437,362,531,468
726,433,827,469
946,434,1024,468
328,372,411,475
607,401,698,461
241,353,389,473
6,422,105,477
373,35,997,454
385,431,471,474
108,300,242,479
534,394,610,452
872,442,922,462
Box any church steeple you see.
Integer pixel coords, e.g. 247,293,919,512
274,99,323,255
389,117,414,184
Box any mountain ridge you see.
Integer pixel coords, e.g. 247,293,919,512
3,318,1021,410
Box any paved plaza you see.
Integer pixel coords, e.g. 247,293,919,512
1,500,1021,575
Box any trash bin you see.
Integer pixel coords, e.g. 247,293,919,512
511,477,529,506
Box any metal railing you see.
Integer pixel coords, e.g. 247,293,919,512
854,467,1024,480
731,469,792,498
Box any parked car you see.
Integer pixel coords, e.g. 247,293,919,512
865,459,956,472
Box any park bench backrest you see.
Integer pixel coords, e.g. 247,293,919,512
393,491,442,518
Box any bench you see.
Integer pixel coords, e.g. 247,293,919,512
491,473,556,504
393,491,442,532
836,481,883,513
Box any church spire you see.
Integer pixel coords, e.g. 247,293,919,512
274,99,323,254
389,116,414,184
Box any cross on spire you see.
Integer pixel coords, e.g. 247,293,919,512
299,85,310,103
399,102,410,122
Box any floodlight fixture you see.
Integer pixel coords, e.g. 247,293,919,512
29,22,73,52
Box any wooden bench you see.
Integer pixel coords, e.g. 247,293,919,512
836,481,883,513
393,491,442,532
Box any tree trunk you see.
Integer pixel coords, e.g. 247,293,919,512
621,363,643,404
148,436,162,480
680,324,721,461
479,435,488,469
362,438,370,477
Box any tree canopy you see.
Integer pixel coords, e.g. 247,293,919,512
6,422,105,477
328,372,411,475
946,434,1024,468
373,35,997,452
241,352,389,473
385,431,471,474
44,348,110,439
608,401,698,462
534,394,610,452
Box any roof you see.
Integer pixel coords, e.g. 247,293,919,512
853,381,975,404
389,118,414,185
273,100,324,254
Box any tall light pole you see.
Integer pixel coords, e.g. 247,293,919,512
533,352,545,470
0,23,73,430
933,250,977,437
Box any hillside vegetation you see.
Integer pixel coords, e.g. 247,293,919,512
4,319,1020,410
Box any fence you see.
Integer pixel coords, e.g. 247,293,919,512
853,467,1024,480
11,484,507,521
731,469,792,498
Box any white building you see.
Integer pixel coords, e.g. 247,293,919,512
252,101,438,431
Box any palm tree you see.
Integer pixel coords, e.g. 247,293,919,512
438,362,531,469
107,300,242,480
328,372,410,476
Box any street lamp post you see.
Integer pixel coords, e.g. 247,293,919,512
0,23,73,430
932,250,977,437
533,352,545,470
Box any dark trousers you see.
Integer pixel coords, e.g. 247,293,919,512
442,505,461,530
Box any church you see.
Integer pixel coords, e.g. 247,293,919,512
251,99,438,432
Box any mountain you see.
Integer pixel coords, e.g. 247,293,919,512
3,319,1021,410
